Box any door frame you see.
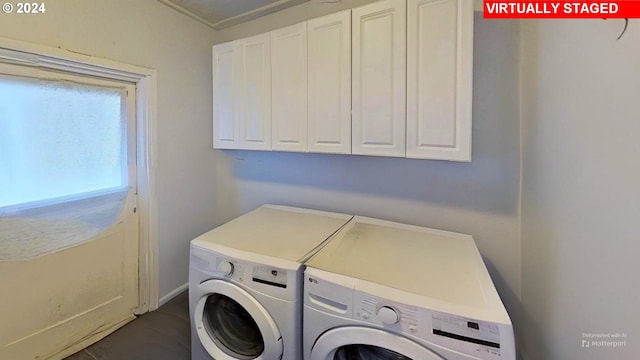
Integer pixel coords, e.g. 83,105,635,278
0,36,160,313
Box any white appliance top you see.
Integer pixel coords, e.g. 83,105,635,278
191,205,352,263
306,216,503,311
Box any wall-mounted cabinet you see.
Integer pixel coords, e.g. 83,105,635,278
271,22,307,152
236,33,271,150
307,10,351,154
213,34,271,150
212,0,473,161
407,0,473,161
352,0,406,158
212,41,237,149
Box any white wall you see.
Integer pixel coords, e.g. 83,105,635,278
521,19,640,359
0,0,218,299
213,4,524,346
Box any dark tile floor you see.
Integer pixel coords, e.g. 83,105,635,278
66,291,190,360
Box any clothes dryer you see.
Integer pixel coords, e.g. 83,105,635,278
190,205,352,360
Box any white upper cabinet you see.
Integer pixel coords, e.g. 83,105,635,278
406,0,473,161
307,10,351,154
352,0,407,157
271,22,308,152
212,41,238,149
237,33,272,150
212,0,473,161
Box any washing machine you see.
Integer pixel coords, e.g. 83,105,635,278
189,205,352,360
303,216,516,360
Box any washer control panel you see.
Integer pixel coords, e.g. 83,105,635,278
430,311,502,360
353,291,420,335
352,290,507,360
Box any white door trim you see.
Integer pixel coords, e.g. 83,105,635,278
0,36,160,312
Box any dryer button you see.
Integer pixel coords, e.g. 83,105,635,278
218,261,234,276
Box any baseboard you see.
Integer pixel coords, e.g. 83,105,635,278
158,282,188,307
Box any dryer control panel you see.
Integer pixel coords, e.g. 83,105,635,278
190,245,299,301
252,266,288,288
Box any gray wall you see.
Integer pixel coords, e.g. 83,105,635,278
11,4,638,360
0,0,218,298
214,4,523,347
521,19,640,359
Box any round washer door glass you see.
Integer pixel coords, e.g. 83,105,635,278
204,294,264,358
334,345,412,360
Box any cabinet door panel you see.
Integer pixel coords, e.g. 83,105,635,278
352,0,406,157
307,10,351,154
271,22,307,152
238,33,271,150
407,0,473,161
212,42,238,149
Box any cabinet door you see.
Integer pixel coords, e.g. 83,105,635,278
407,0,473,161
237,33,272,150
307,10,351,154
212,42,238,149
271,22,308,152
352,0,406,157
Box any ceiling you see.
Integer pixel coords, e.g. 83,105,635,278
159,0,312,30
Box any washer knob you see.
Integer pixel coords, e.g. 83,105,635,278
377,306,399,325
218,261,234,276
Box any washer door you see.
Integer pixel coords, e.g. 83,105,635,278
194,280,283,360
310,327,443,360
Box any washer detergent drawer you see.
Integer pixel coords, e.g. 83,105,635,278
194,280,283,360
